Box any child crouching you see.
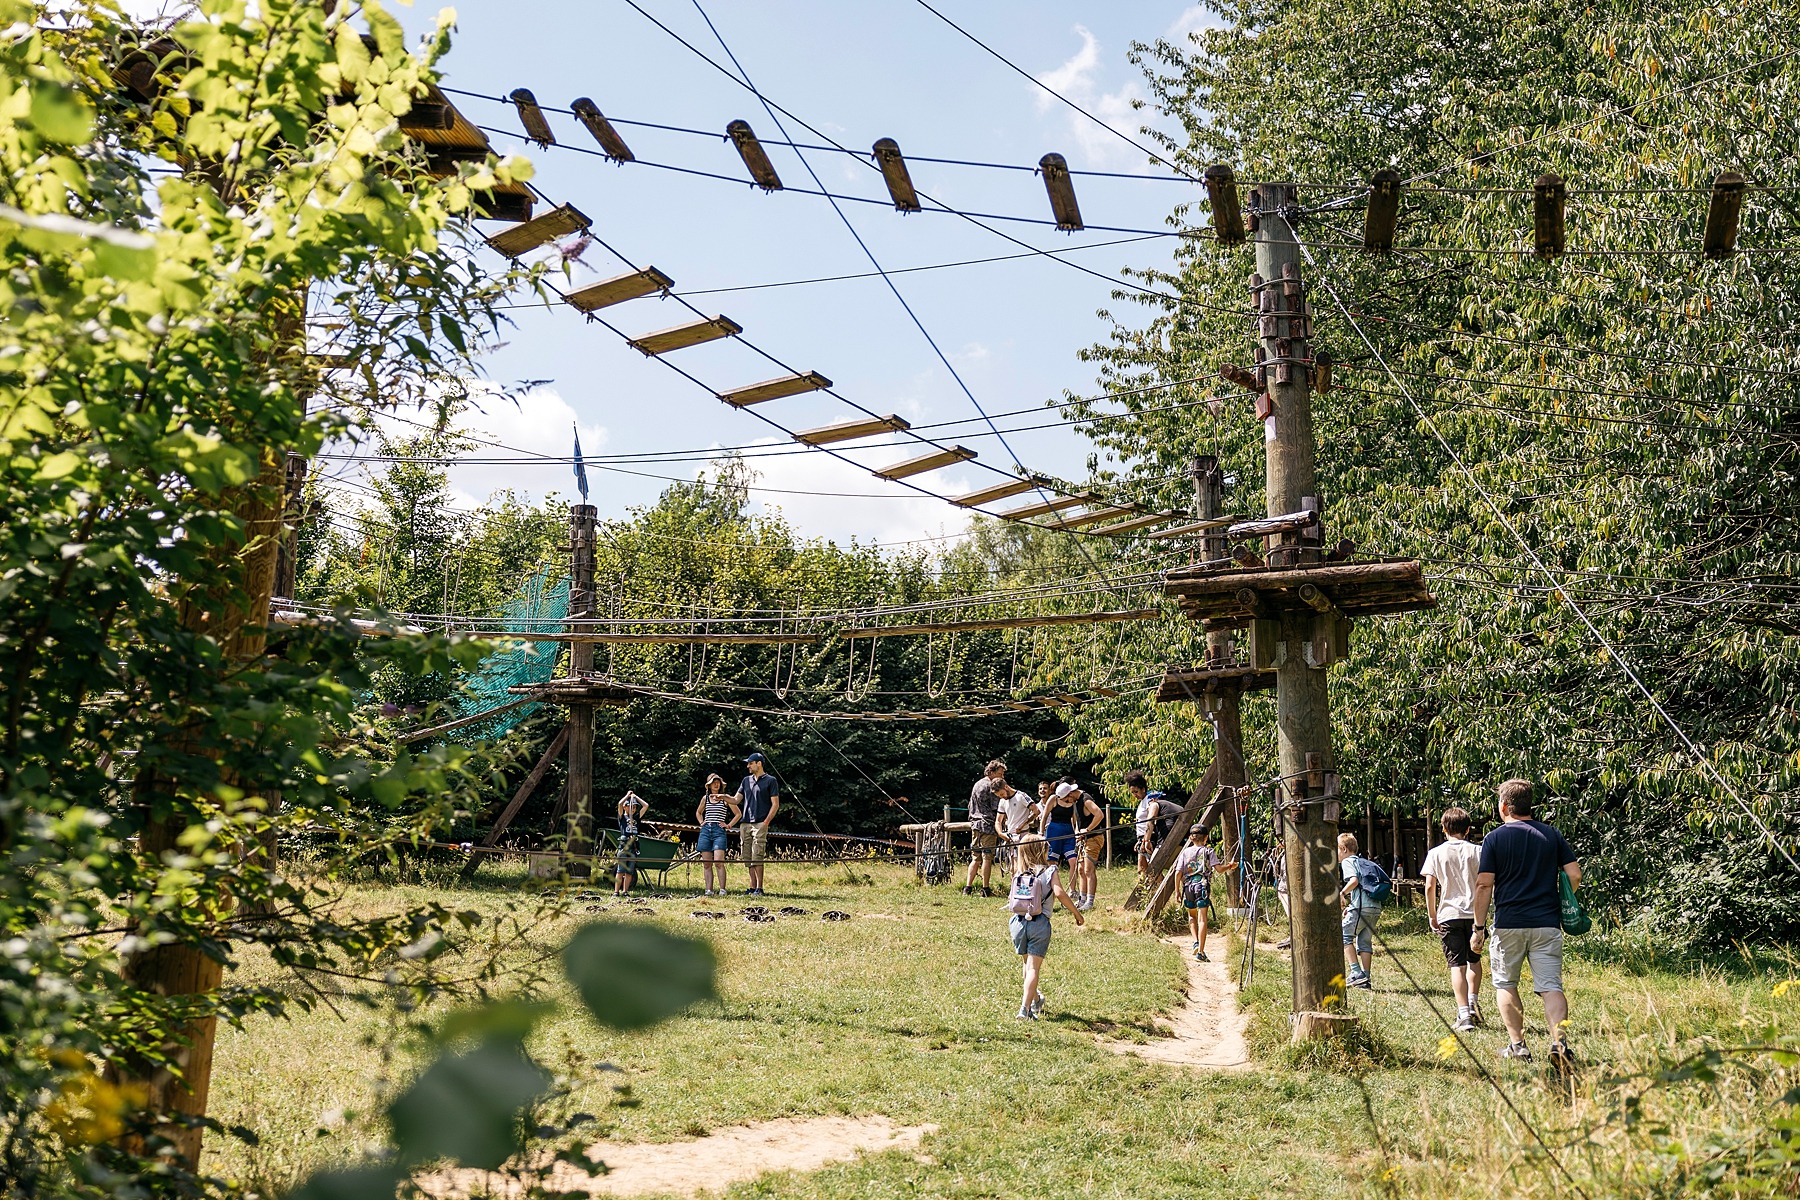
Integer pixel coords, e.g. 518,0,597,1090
1005,835,1084,1019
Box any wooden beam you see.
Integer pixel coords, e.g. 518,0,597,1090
482,630,817,644
838,608,1158,639
470,190,534,224
1164,559,1425,596
565,267,673,313
874,445,976,480
571,97,634,161
1050,504,1140,529
952,477,1039,507
717,371,831,406
397,101,455,132
795,414,911,445
460,725,570,879
628,315,743,356
1227,508,1318,539
485,203,589,258
1204,164,1244,245
873,137,922,211
997,494,1087,521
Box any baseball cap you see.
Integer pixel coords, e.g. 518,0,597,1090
1053,782,1076,799
744,751,766,763
1146,790,1165,800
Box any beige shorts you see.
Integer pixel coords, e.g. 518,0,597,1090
970,828,999,854
739,821,770,865
1491,926,1564,993
1079,834,1105,863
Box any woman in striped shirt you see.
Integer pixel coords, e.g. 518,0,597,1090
694,774,742,896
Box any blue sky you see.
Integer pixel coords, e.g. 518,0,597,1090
354,1,1216,546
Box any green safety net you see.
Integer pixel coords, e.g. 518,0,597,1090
454,568,570,743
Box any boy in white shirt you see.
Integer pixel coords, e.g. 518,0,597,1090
1421,806,1485,1031
1173,824,1236,961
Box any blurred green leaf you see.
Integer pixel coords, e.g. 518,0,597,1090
388,1042,550,1170
563,923,717,1030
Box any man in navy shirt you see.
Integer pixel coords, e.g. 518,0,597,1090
733,752,781,897
1471,778,1581,1069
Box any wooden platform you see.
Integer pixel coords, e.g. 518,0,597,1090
508,675,638,705
1154,662,1276,704
1162,557,1435,629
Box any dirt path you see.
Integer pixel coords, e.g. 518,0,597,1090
1104,937,1252,1071
424,1116,936,1198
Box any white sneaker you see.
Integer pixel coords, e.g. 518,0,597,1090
1452,1008,1475,1033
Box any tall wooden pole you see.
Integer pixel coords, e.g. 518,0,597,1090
1196,455,1249,907
1253,184,1344,1027
565,504,597,874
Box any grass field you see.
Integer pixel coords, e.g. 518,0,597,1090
207,858,1800,1199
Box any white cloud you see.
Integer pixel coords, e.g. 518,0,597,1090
449,386,606,507
726,439,977,549
1167,5,1227,43
1033,25,1149,168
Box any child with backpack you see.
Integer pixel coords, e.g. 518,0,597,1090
1174,824,1236,961
1338,832,1391,990
1005,835,1085,1020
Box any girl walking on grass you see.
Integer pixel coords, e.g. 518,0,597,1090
694,774,741,897
1005,835,1084,1020
1174,824,1236,961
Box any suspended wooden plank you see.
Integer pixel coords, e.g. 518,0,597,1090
873,138,922,211
1149,515,1239,539
486,203,589,258
397,101,455,132
1087,511,1182,537
997,494,1087,521
1533,173,1566,257
1039,152,1083,230
952,477,1038,507
509,88,556,145
628,315,743,356
1703,171,1747,259
795,414,911,445
571,97,634,161
727,119,782,190
838,608,1159,639
1363,169,1403,252
1051,504,1140,529
874,444,976,480
717,371,832,407
1203,164,1244,245
564,267,674,313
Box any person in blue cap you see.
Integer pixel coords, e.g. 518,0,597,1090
732,752,781,897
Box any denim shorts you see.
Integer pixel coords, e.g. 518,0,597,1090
1010,912,1052,958
1342,907,1376,954
697,823,728,853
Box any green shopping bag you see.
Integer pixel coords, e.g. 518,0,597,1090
1559,871,1591,935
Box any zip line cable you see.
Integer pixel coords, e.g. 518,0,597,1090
1299,225,1800,874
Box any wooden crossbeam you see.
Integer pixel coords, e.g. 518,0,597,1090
874,444,976,480
1227,508,1317,539
1051,504,1140,529
571,97,634,161
565,267,673,313
838,608,1159,639
486,203,588,258
717,371,831,406
873,137,922,211
795,414,910,445
628,315,743,356
952,477,1038,507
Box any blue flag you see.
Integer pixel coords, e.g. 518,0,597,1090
572,423,589,502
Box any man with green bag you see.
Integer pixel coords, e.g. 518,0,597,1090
1470,778,1583,1073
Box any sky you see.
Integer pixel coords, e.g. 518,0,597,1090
325,1,1220,547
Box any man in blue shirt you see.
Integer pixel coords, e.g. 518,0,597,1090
733,752,781,897
1471,778,1581,1069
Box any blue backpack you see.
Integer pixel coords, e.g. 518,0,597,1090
1352,856,1393,905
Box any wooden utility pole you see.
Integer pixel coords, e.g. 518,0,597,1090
1251,183,1344,1027
565,503,597,874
